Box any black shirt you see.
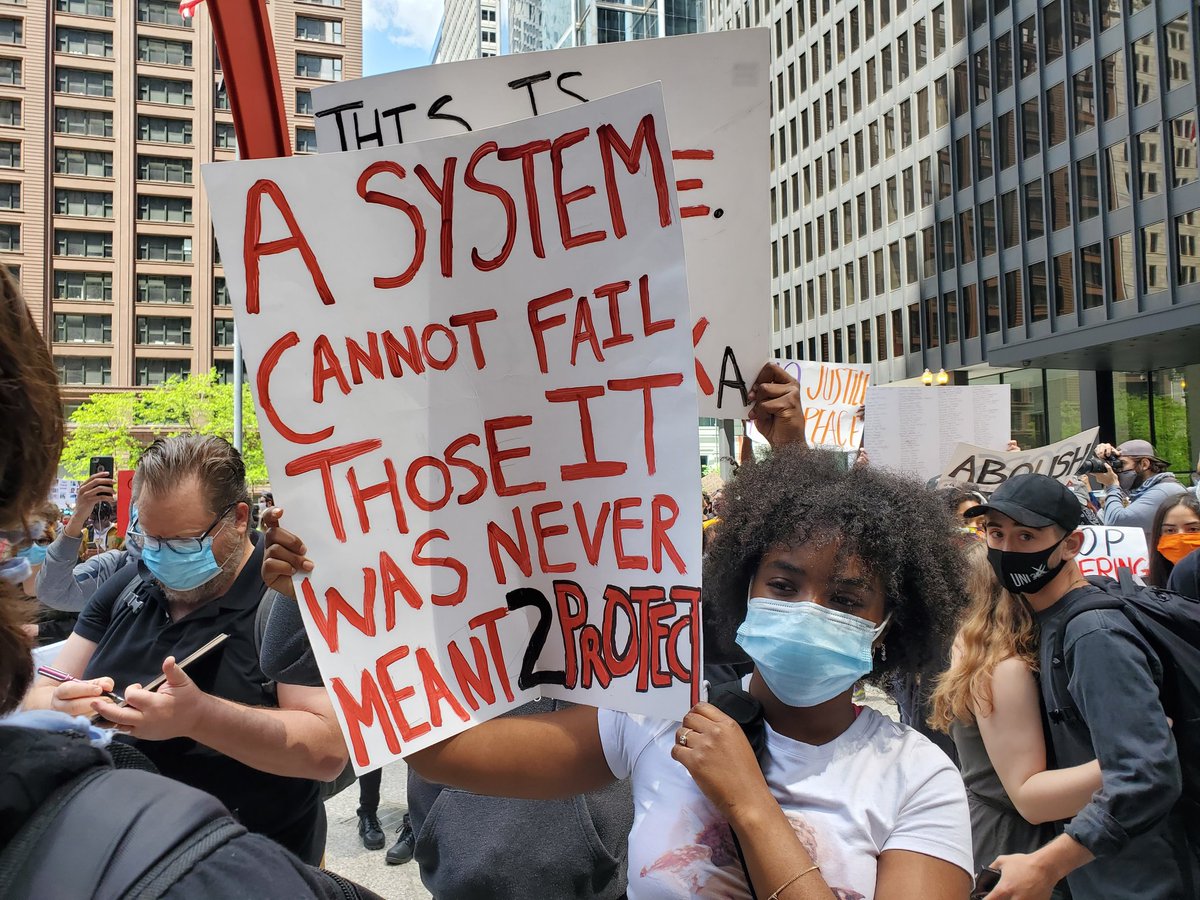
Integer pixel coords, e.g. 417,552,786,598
75,533,321,860
1167,547,1200,601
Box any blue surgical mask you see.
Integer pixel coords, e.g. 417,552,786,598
18,543,48,565
141,537,223,591
0,556,30,584
735,597,890,708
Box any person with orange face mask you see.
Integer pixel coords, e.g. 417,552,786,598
1151,494,1200,601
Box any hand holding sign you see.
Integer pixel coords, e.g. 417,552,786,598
262,507,313,600
747,362,806,449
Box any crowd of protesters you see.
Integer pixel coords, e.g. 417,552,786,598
2,262,1200,899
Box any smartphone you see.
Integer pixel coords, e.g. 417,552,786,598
971,866,1002,899
90,633,229,725
89,456,115,477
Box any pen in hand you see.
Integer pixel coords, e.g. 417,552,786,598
36,666,124,705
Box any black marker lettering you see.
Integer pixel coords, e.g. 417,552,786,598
354,107,385,149
507,72,552,115
506,587,567,689
382,103,417,143
314,100,364,152
556,71,588,104
716,346,749,408
428,95,472,133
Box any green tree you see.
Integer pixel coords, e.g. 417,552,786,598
61,370,268,484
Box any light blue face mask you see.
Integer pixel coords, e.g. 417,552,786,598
18,543,48,565
735,597,890,708
140,518,229,592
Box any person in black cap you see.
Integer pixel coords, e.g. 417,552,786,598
1090,439,1185,541
966,474,1196,900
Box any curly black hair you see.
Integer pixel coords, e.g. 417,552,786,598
703,446,969,684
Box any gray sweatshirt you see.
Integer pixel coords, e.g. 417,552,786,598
1099,473,1186,540
1036,587,1198,899
34,533,129,612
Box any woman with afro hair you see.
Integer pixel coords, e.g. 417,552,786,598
267,364,976,900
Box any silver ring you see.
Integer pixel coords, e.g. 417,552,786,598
678,728,691,747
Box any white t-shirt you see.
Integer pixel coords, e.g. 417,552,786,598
598,706,972,900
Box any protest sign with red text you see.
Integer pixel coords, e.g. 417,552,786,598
202,85,702,774
747,360,870,451
310,31,769,419
1077,526,1149,581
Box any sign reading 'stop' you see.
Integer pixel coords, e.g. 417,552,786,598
311,31,771,418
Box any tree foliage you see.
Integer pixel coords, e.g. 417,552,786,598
61,370,267,484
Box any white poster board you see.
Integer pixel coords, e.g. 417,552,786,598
1077,526,1149,581
746,360,870,451
864,385,1011,482
939,429,1100,489
203,86,702,773
311,30,770,418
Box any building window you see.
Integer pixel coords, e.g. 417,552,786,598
1073,67,1095,135
295,127,317,153
1164,16,1191,92
940,220,955,271
1172,115,1198,187
56,0,113,15
138,76,192,106
0,180,17,209
55,229,111,258
1102,51,1125,121
214,317,235,347
1107,140,1131,210
136,358,190,386
1177,212,1200,286
1098,0,1119,31
137,194,191,223
53,313,111,343
56,107,112,137
1081,242,1104,308
296,89,313,115
0,57,19,85
980,199,997,256
136,0,190,27
55,147,112,177
0,221,16,250
137,36,192,66
136,315,191,345
996,31,1012,91
1047,83,1066,146
55,188,112,218
1140,221,1166,293
55,66,112,98
1054,252,1074,316
1071,0,1091,47
1022,97,1040,159
296,15,342,43
984,276,1000,333
944,291,959,344
1042,0,1063,65
56,355,111,385
138,115,191,145
55,271,113,302
1110,233,1135,301
975,47,990,103
136,273,190,304
1131,34,1156,106
998,110,1015,170
933,4,946,56
55,26,112,57
1136,127,1163,199
137,155,192,184
136,233,191,262
214,276,230,306
934,75,949,128
215,122,236,150
1005,269,1024,327
925,297,940,348
1025,179,1044,239
1076,154,1100,221
296,53,342,81
215,82,229,110
0,138,18,168
1050,168,1070,231
1020,16,1037,78
0,17,21,45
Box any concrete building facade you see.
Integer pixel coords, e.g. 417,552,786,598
507,0,705,53
433,0,499,63
713,0,1200,468
0,0,361,407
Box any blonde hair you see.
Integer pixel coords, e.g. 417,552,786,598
928,541,1039,731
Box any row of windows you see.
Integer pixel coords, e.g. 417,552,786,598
771,16,1191,179
51,148,196,183
51,69,237,110
52,271,228,305
51,314,235,346
296,15,342,44
774,109,1197,270
54,357,236,387
774,211,1200,353
296,52,342,81
53,0,189,25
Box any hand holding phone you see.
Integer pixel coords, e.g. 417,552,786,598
970,866,1002,899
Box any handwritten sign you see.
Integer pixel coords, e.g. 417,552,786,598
864,386,1011,482
746,360,870,451
202,86,702,773
310,31,770,418
940,429,1100,489
1077,526,1149,581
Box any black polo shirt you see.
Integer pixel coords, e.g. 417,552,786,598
76,532,322,861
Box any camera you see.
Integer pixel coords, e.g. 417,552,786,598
1076,453,1124,476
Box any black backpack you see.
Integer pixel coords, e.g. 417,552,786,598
1044,570,1200,816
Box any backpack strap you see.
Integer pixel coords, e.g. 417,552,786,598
1046,584,1125,725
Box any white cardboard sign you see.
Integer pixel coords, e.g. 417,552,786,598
746,360,870,451
311,30,770,418
202,85,702,773
940,429,1101,488
1077,526,1149,581
864,385,1012,482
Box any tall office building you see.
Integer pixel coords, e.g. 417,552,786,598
0,0,361,409
433,0,499,63
506,0,705,53
715,0,1200,462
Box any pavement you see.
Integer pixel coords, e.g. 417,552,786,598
320,686,899,899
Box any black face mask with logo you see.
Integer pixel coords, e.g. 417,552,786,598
987,539,1066,595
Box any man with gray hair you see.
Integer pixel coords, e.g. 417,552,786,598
1092,439,1186,541
24,435,348,863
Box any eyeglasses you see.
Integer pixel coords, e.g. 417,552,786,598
126,502,237,554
